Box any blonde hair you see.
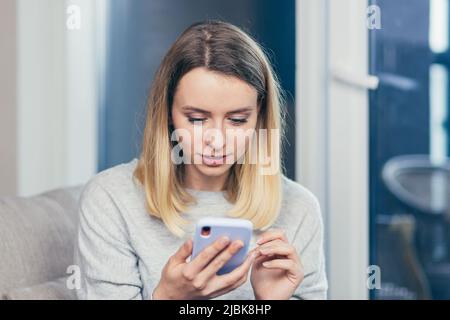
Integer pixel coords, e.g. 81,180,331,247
134,21,287,237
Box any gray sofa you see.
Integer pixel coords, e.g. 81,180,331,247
0,186,83,299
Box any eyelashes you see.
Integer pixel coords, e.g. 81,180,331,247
187,117,206,123
187,117,248,126
229,118,248,124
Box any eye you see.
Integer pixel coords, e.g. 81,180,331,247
228,118,248,126
188,117,207,124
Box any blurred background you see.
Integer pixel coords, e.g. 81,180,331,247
0,0,449,299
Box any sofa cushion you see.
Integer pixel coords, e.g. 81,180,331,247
2,276,77,300
0,186,82,296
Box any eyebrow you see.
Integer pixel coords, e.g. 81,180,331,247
181,106,255,115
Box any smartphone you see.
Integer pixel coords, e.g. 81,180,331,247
192,217,253,275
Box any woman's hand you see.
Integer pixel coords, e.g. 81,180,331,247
250,229,304,300
153,237,258,300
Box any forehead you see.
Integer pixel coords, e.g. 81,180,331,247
174,67,258,112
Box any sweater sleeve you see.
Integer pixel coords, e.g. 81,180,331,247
290,192,328,300
74,179,143,300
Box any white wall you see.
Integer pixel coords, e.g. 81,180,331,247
65,0,105,188
0,0,103,196
327,0,370,299
17,0,67,196
296,0,331,294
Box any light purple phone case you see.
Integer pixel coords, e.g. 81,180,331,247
192,217,253,275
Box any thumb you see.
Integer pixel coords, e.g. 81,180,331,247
172,238,193,264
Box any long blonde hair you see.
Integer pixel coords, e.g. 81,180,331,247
134,21,287,237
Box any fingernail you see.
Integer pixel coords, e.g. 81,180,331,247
262,262,270,267
260,248,269,255
256,238,263,244
233,241,243,250
221,236,230,245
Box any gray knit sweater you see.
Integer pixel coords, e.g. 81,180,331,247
74,158,328,299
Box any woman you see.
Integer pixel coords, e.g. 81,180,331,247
75,20,327,300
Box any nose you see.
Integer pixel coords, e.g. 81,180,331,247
203,121,226,153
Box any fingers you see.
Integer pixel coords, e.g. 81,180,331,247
256,228,288,245
212,249,258,290
183,236,231,278
260,258,304,284
195,240,244,283
256,240,304,281
209,271,249,299
258,240,298,261
261,258,298,273
171,238,193,264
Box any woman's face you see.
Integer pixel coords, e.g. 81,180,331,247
171,67,260,180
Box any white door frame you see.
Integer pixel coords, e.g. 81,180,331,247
297,0,371,299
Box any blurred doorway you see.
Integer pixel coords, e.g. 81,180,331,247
370,0,450,299
299,0,450,299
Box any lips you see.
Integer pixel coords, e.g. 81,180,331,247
201,154,231,166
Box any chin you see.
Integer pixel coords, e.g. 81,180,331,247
195,163,234,177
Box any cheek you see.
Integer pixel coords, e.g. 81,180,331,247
227,128,258,158
177,130,194,155
173,127,205,158
171,112,192,151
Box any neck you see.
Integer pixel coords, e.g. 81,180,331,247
183,165,229,192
